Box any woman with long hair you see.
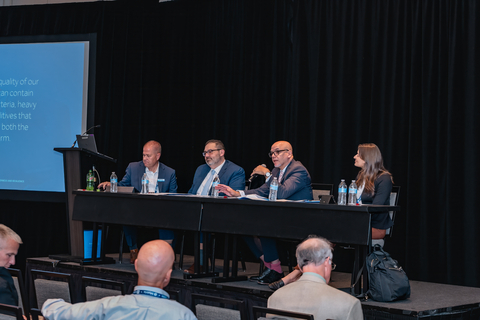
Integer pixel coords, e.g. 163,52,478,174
268,143,394,291
354,143,393,239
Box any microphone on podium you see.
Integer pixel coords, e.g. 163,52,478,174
70,125,101,148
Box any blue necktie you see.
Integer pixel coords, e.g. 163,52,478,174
200,169,216,195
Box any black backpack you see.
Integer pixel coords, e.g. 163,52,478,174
365,244,411,302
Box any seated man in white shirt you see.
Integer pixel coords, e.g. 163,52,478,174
98,140,178,263
42,240,197,320
184,139,245,274
267,235,364,320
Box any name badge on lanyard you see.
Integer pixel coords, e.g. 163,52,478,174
133,289,169,299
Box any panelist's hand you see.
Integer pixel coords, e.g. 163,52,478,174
250,165,270,177
98,181,111,190
216,184,241,197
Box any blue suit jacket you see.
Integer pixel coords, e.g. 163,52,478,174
188,160,245,195
118,161,177,193
246,159,313,200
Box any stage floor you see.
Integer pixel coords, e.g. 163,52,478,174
26,254,480,319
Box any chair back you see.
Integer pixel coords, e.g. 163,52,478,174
191,293,246,320
29,269,74,309
29,308,43,320
7,268,28,316
0,303,23,320
311,183,333,200
81,276,126,302
253,306,314,320
386,186,400,237
165,288,181,302
248,175,266,190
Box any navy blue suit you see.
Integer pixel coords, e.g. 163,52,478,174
119,161,177,193
118,161,178,249
188,160,245,195
245,159,313,200
188,160,245,261
244,159,313,262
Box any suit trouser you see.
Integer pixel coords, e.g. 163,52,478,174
242,236,279,263
124,226,175,250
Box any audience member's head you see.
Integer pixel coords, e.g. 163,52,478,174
296,235,333,283
0,224,22,269
134,240,175,289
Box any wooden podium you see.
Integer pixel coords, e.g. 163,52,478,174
53,147,116,263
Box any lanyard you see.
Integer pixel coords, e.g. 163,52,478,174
133,289,169,299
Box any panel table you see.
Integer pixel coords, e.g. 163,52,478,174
72,191,399,293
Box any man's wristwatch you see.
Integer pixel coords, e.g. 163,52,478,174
265,172,271,178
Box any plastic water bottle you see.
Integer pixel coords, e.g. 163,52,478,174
338,179,347,205
86,170,95,191
348,180,357,205
269,177,279,201
211,174,220,197
110,172,118,193
141,173,149,194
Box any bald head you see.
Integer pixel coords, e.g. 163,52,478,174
144,140,162,154
270,141,294,170
272,141,293,154
143,141,162,172
134,240,175,289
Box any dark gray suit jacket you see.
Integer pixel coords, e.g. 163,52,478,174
245,159,313,200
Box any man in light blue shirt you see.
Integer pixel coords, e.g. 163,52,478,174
42,240,197,320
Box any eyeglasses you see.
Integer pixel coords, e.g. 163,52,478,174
202,149,221,157
300,260,336,270
330,261,336,270
268,149,289,158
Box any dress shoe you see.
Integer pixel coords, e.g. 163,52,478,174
249,267,271,282
257,268,284,285
268,279,285,291
183,264,204,274
129,249,138,264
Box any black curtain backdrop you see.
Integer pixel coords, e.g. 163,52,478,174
0,0,478,287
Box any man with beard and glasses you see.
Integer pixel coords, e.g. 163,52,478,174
183,139,245,274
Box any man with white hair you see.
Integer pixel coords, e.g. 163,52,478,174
267,235,363,320
42,240,197,320
0,224,22,306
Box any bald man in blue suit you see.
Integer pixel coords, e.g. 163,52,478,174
217,141,313,284
183,139,245,274
99,140,177,263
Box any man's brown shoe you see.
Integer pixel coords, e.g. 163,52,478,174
130,249,139,264
183,264,204,274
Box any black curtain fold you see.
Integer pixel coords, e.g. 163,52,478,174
1,0,479,287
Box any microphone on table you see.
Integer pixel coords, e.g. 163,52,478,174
248,164,267,182
70,125,101,148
